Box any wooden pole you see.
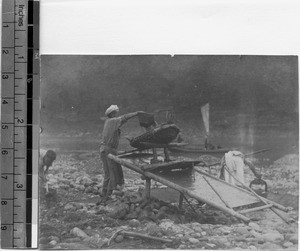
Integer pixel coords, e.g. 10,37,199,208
178,193,184,210
108,154,250,223
151,148,159,164
206,149,271,167
145,178,151,200
121,231,173,243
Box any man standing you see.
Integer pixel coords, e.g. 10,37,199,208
99,105,142,203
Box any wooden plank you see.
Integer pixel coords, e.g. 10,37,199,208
108,154,251,223
239,204,273,214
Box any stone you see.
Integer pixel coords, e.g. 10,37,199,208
85,187,93,193
129,219,141,228
156,211,166,220
189,237,200,244
64,203,75,211
248,245,257,250
206,243,216,248
159,206,169,212
283,242,294,248
257,239,265,244
178,244,187,249
139,208,151,220
194,233,201,238
288,234,298,244
60,184,70,190
39,237,49,244
190,223,202,233
250,230,261,238
236,226,250,236
107,203,129,219
220,226,232,235
153,202,161,209
190,233,198,238
70,227,89,238
102,238,109,245
82,176,94,186
115,235,124,243
64,237,81,243
83,237,92,243
49,236,60,242
260,242,283,250
249,222,261,232
218,237,228,244
200,225,211,231
49,240,57,246
262,231,284,242
93,234,100,239
147,223,163,237
74,203,83,210
124,212,138,220
213,228,223,235
129,204,135,212
78,185,85,191
54,242,91,249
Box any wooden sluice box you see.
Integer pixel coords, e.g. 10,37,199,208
109,154,290,223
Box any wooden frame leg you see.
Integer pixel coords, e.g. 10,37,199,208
145,178,151,200
178,193,184,210
151,148,159,164
164,147,170,162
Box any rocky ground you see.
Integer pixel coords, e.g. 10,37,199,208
39,152,298,250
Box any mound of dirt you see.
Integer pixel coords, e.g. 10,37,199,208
263,154,299,196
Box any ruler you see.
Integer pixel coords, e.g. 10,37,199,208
1,0,39,248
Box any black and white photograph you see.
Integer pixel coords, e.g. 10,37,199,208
39,55,298,249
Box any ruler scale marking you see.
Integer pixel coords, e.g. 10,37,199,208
1,0,38,248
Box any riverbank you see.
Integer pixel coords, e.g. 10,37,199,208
39,152,298,250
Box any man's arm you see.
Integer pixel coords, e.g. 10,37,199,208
124,112,139,120
45,166,50,175
120,111,143,125
244,159,262,179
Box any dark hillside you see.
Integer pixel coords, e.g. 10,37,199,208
41,55,298,116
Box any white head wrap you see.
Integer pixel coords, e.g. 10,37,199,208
105,105,119,116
